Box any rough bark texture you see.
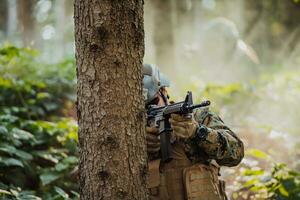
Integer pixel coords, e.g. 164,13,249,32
74,0,148,200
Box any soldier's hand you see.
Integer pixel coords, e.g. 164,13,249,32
169,114,198,139
146,126,160,153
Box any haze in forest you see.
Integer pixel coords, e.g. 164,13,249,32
1,0,300,153
1,0,300,144
0,0,300,198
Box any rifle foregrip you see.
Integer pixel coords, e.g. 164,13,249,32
160,131,172,163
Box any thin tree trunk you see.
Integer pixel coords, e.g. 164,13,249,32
0,0,8,35
74,0,148,199
152,0,175,74
55,0,66,60
7,0,17,39
18,0,35,46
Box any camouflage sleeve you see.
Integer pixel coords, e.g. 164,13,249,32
192,108,244,167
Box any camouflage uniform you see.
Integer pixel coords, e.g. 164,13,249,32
148,107,244,165
184,107,244,167
147,107,244,200
143,64,244,200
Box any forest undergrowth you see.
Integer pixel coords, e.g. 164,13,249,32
0,45,299,199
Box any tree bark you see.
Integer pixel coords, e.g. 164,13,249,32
74,0,148,200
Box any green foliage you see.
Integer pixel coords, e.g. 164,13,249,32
246,148,270,160
234,163,300,200
0,186,42,200
0,44,76,103
200,82,254,113
0,45,78,199
180,71,300,199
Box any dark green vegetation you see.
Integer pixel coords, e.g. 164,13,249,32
1,45,300,199
0,46,78,199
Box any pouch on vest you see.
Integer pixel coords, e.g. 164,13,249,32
147,159,170,199
183,163,223,200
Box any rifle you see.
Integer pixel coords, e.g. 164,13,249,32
147,91,210,162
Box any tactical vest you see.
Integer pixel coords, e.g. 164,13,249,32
147,142,227,200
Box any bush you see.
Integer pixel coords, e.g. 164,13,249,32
233,162,300,200
0,45,78,199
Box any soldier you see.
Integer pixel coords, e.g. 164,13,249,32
143,64,244,200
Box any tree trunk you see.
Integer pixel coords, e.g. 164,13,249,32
0,0,8,35
152,0,175,74
18,0,35,46
7,0,17,39
74,0,148,200
54,0,66,61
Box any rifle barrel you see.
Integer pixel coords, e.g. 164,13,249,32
190,100,210,110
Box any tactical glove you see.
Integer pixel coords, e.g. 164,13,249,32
146,126,160,153
169,113,199,139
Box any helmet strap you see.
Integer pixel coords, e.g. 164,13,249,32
159,90,168,105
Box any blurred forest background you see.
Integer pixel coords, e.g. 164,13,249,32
0,0,300,199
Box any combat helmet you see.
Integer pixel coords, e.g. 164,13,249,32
143,64,170,104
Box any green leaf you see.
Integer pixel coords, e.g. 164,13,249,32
242,168,265,176
44,102,58,111
40,172,60,186
243,178,259,188
55,163,69,172
70,190,80,198
246,148,269,159
1,158,24,167
278,185,289,197
12,128,34,140
0,114,18,123
0,144,15,154
33,151,59,164
54,186,69,199
15,149,33,160
0,189,11,195
36,92,50,99
0,144,33,160
63,156,78,164
0,126,8,136
17,190,42,200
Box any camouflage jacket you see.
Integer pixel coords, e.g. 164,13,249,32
184,107,244,167
148,107,244,167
